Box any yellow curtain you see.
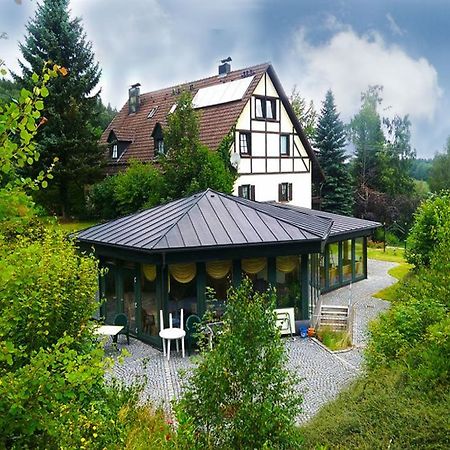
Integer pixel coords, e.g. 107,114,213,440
241,257,267,274
206,260,232,279
276,256,298,273
169,263,196,284
142,264,157,282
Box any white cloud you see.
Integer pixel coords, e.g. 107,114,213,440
386,13,405,37
279,25,442,125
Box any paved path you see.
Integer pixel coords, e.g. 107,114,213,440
108,259,396,422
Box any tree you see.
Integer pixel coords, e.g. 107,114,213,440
177,278,302,448
429,138,450,192
0,77,20,103
15,0,105,218
290,86,316,139
314,90,353,216
160,91,236,200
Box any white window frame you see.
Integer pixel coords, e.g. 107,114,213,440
112,144,118,159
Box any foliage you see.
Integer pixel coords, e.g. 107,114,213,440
160,91,235,201
366,245,405,263
372,263,413,301
176,278,303,449
429,137,450,192
410,157,432,181
0,77,20,103
300,367,449,450
15,0,105,218
87,173,120,219
290,86,316,139
316,326,351,351
314,90,353,216
405,190,450,267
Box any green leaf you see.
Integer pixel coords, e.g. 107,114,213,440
41,86,49,98
35,100,44,111
42,180,48,188
32,72,39,83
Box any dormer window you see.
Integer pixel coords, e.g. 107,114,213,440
151,122,164,157
112,144,118,159
155,138,164,156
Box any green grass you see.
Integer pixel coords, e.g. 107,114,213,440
373,262,413,301
58,221,97,232
316,326,352,351
367,245,406,263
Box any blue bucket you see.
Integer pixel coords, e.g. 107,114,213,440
299,326,308,338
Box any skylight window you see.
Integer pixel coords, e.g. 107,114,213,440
192,76,254,109
147,106,158,118
168,104,177,114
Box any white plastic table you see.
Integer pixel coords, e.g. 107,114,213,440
159,327,186,360
94,325,124,336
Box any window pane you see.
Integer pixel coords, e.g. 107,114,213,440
206,260,232,320
169,273,197,326
242,258,268,293
355,237,364,277
242,185,249,199
141,267,158,337
328,243,339,287
240,133,249,154
123,269,136,332
112,145,118,158
342,239,352,282
255,98,263,117
266,99,274,118
281,135,288,155
276,256,301,319
103,266,117,324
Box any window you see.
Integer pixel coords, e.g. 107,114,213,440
255,97,277,120
112,144,118,159
155,138,164,156
168,104,177,114
147,106,158,118
280,135,290,156
239,132,251,155
238,184,255,200
278,182,293,202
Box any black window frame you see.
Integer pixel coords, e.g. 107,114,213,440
238,184,255,200
278,182,293,202
254,96,277,120
280,134,290,156
239,132,251,156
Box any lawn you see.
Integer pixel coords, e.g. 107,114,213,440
58,221,98,232
367,245,405,263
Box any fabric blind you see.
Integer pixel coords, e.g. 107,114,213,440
169,263,196,284
206,260,232,279
241,257,267,274
276,256,298,273
143,264,157,282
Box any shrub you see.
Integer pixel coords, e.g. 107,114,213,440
317,326,351,351
405,190,450,267
176,278,303,449
87,174,119,219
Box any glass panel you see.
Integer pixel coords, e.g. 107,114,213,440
355,237,364,277
266,99,274,118
206,261,232,320
123,269,136,331
255,98,263,117
328,242,340,287
280,135,288,155
169,272,197,326
103,266,117,324
242,257,268,293
319,254,326,289
309,254,321,317
342,239,353,282
141,267,158,337
276,255,301,319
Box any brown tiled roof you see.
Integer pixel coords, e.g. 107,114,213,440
101,63,270,168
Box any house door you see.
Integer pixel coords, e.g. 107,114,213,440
122,267,137,334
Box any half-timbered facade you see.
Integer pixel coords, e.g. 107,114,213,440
101,62,322,208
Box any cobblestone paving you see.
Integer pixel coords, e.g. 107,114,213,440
107,259,396,422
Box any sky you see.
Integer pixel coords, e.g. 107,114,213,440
1,0,449,158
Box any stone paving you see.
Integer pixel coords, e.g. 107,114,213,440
107,258,396,422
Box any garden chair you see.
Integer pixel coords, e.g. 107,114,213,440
185,314,201,355
112,313,130,345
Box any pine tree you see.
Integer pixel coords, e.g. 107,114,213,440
314,90,353,216
15,0,104,217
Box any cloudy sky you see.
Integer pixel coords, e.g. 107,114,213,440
1,0,449,158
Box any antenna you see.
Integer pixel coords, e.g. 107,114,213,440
221,56,232,64
230,152,241,170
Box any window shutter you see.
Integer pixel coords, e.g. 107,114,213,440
278,184,282,202
250,185,255,201
288,183,293,201
238,186,243,197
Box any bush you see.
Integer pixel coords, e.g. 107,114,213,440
316,326,351,351
87,174,119,219
405,190,450,267
176,278,303,449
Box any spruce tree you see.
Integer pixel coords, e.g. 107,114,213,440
15,0,104,217
314,90,353,216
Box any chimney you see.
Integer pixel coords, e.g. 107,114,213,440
128,83,141,114
218,57,232,77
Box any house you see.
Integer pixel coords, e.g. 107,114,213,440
101,61,323,208
77,189,379,347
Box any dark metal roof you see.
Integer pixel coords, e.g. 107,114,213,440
269,203,381,238
77,189,334,253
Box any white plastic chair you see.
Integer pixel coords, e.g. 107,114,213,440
159,309,185,360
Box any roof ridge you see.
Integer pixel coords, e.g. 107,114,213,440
135,62,271,98
149,190,210,250
212,190,330,239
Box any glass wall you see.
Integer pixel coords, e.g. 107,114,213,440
275,256,301,318
168,263,197,326
355,237,364,277
141,264,158,337
328,242,340,288
206,260,232,320
123,267,136,332
342,239,353,283
103,264,117,324
309,254,321,317
242,257,268,293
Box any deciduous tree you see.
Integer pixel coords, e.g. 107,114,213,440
290,86,316,139
429,138,450,192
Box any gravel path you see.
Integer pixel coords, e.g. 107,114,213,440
108,258,396,422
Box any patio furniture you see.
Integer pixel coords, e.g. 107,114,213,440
159,309,186,361
94,325,124,348
275,307,296,340
112,313,130,344
205,321,224,350
185,314,201,354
